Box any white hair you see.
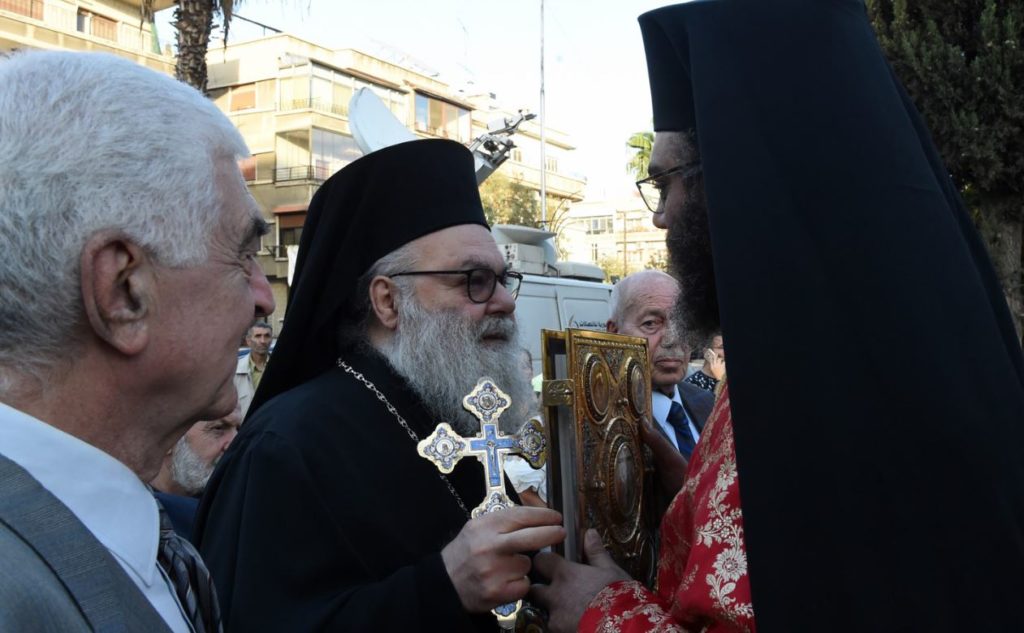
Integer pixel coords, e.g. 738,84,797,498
608,269,677,325
0,52,248,384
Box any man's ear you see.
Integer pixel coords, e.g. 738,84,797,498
607,319,619,334
369,276,401,331
80,232,153,356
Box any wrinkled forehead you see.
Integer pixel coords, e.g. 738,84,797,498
412,224,504,270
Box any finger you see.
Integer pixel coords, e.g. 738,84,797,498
505,553,532,578
582,529,617,570
529,582,553,609
497,575,531,604
531,551,564,581
482,506,563,532
499,524,566,554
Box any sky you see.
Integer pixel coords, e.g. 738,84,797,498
156,0,672,200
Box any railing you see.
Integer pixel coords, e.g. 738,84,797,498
1,0,160,55
278,98,348,117
263,245,291,259
275,165,330,183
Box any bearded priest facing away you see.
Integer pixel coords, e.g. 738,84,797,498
194,139,564,632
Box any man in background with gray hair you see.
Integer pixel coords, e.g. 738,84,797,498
607,270,713,461
152,405,243,542
0,51,274,632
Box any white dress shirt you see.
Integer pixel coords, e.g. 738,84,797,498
651,386,701,450
0,401,191,633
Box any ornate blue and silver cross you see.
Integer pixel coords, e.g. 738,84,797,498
417,378,547,518
416,378,548,630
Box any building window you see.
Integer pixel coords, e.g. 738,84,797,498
545,156,558,172
1,0,43,19
590,243,599,261
585,217,613,235
230,83,256,111
311,129,361,180
511,148,523,163
77,9,117,41
279,227,303,247
414,93,471,142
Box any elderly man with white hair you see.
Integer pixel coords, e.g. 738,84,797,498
0,52,274,632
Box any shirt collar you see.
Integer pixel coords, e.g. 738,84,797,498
0,401,161,586
651,384,682,423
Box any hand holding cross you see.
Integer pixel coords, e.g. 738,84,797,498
419,379,559,629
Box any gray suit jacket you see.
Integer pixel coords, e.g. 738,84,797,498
0,453,172,632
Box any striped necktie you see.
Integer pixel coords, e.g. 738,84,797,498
155,499,223,633
667,400,697,459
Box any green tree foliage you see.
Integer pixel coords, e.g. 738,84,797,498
868,0,1024,338
597,254,628,284
479,173,540,227
646,251,669,272
626,131,654,179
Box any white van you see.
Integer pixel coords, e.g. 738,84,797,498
516,274,613,375
491,224,614,374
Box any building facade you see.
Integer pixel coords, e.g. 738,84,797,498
205,33,585,320
0,0,172,72
561,194,668,282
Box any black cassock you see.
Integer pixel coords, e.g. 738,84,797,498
195,350,510,632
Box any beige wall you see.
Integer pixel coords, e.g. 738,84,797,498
0,0,173,73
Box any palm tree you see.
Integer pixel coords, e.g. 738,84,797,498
142,0,239,93
626,130,654,179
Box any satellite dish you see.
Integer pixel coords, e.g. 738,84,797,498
348,87,532,184
348,88,417,154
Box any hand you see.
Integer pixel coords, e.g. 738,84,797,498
530,529,632,633
640,415,688,496
704,348,726,380
442,506,565,613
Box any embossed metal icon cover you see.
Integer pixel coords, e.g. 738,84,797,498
541,329,658,586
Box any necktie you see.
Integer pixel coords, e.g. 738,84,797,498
155,499,223,633
667,400,697,459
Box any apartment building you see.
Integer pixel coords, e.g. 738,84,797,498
205,33,586,316
0,0,172,72
561,194,668,281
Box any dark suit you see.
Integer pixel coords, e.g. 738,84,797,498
154,491,200,544
678,381,714,432
0,454,172,632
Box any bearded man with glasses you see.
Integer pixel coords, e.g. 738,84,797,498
196,139,564,632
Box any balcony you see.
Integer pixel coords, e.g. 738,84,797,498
279,97,349,118
0,0,173,73
275,164,330,183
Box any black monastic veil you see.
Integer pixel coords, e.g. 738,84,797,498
640,1,1024,630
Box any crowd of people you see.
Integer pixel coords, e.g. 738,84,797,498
2,1,1023,632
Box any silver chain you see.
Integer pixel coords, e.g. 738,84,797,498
337,358,471,518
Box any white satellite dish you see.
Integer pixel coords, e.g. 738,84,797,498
348,87,534,184
348,88,417,155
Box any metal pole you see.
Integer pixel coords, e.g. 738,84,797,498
622,210,627,275
539,0,548,226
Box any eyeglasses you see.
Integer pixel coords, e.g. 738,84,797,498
388,268,523,303
635,162,703,214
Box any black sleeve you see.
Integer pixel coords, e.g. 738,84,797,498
204,433,476,633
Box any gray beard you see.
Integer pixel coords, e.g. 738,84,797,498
377,296,535,436
169,437,215,497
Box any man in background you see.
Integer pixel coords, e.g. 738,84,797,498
235,321,272,417
152,405,242,541
607,270,713,459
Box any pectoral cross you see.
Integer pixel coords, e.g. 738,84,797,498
416,378,548,630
